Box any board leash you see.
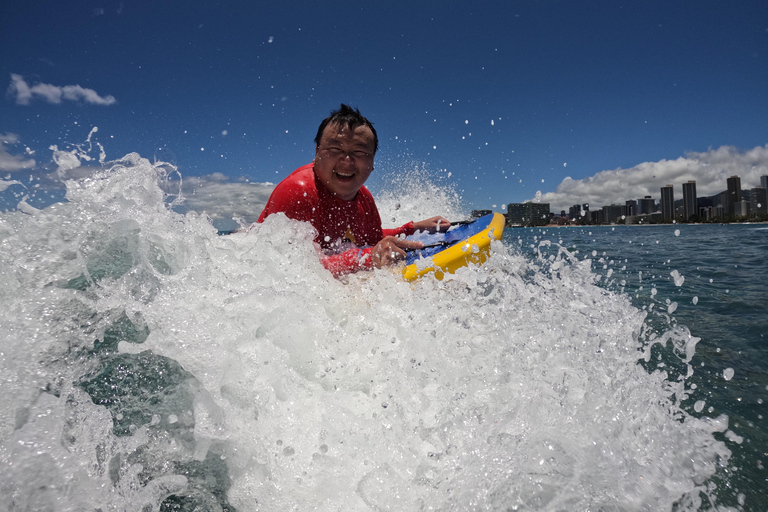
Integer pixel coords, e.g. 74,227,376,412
404,218,477,251
405,240,460,252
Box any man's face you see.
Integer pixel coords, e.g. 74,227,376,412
313,122,375,201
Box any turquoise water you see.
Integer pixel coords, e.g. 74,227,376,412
510,224,768,511
1,154,764,510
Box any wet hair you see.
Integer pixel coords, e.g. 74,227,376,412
314,104,378,154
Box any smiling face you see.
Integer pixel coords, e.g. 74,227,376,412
313,122,376,201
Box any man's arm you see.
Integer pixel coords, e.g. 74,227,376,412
321,236,427,277
382,216,450,237
320,247,374,277
382,221,415,238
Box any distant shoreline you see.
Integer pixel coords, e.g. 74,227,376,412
519,221,768,228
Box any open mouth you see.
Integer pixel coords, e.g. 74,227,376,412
333,170,355,181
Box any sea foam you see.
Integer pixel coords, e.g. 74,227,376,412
0,152,731,511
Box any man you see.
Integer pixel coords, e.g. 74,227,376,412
258,104,449,277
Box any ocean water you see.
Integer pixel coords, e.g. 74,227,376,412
511,223,768,511
0,153,764,511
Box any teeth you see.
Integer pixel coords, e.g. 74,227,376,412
335,171,354,177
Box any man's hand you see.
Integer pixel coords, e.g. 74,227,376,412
371,236,424,268
412,216,451,233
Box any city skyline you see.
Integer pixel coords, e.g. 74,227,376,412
509,172,768,226
532,145,768,215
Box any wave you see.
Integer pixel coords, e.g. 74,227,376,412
0,152,730,511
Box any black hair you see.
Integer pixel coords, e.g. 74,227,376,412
314,104,378,154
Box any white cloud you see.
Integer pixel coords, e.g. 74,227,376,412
0,133,36,171
531,145,768,212
166,173,276,227
0,179,23,192
8,74,117,106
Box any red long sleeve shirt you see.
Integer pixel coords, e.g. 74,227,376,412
257,164,415,276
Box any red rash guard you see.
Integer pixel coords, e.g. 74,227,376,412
257,163,415,276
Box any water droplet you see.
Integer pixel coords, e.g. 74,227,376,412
670,270,685,286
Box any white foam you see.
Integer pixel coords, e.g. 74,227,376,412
0,152,732,511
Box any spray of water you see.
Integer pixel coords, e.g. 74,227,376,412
0,149,732,511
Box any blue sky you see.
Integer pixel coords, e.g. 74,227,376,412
2,0,767,225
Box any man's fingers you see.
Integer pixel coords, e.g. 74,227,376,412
392,238,424,251
435,216,451,232
372,237,422,267
413,216,451,233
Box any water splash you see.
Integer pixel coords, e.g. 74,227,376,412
0,153,732,511
372,161,466,226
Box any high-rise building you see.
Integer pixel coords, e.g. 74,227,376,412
568,203,589,222
735,200,750,217
712,191,728,215
507,203,527,225
726,175,742,216
625,199,637,216
762,175,768,191
639,196,656,215
682,181,697,220
602,204,624,224
750,187,767,214
660,185,674,220
507,202,551,226
470,209,493,219
530,203,551,225
700,205,724,221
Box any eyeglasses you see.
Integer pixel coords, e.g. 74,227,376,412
318,145,373,161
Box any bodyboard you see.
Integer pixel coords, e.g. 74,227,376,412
401,212,506,281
